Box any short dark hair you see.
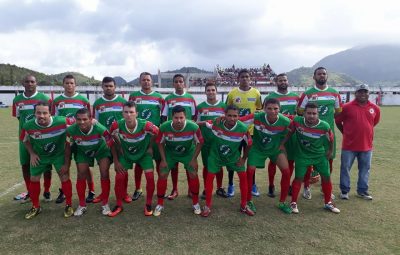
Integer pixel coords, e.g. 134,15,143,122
139,72,152,80
63,74,76,84
238,69,250,78
102,76,116,85
172,105,186,116
173,74,185,83
225,104,239,113
313,67,327,76
276,73,287,79
205,81,217,91
34,101,50,112
124,101,137,109
75,108,91,118
305,102,318,111
264,98,280,107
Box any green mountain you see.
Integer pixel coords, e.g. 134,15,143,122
165,67,212,74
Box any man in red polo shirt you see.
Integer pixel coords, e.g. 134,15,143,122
335,84,380,200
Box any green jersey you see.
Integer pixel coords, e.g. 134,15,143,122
12,91,51,132
20,116,73,159
264,91,299,116
156,120,203,156
196,100,226,142
52,93,90,117
241,112,290,152
110,118,159,161
128,90,164,126
291,116,333,159
298,86,342,129
93,95,127,129
162,92,197,120
205,120,251,163
66,122,112,158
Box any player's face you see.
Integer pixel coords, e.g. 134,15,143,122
63,78,76,95
205,86,217,101
76,113,92,132
238,72,251,87
23,76,37,93
102,82,116,96
172,112,186,129
173,77,185,94
140,75,152,90
276,76,288,91
304,107,319,126
225,109,239,127
265,103,280,119
355,90,369,104
35,105,51,126
123,106,137,122
313,69,328,86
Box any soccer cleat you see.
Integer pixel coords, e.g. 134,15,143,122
357,192,373,200
247,201,257,213
132,189,143,201
20,193,31,204
25,207,42,219
216,187,229,198
73,206,87,217
267,185,275,198
278,202,292,214
240,205,255,216
123,194,132,203
14,192,28,201
85,191,96,203
101,204,111,216
324,202,340,213
200,190,206,200
167,190,178,200
55,188,65,204
153,204,164,217
201,206,211,217
108,206,123,217
251,184,260,197
92,195,102,204
144,204,153,216
290,202,299,214
227,184,235,197
192,203,201,215
43,192,52,202
303,186,312,200
64,205,74,218
340,192,349,200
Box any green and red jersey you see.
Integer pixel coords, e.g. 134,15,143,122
93,95,127,130
264,91,299,117
12,91,51,132
196,100,226,142
156,120,203,156
110,118,159,161
52,93,90,117
128,90,164,126
162,92,197,120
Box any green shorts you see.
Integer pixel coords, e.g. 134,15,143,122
30,155,64,177
74,147,111,167
207,155,245,174
247,147,282,169
119,152,154,170
19,141,30,165
294,157,330,179
160,153,195,174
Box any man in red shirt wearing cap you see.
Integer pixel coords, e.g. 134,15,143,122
335,84,380,200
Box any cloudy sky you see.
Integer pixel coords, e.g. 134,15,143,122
1,0,399,80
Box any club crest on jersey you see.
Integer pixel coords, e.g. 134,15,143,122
18,103,25,109
75,138,82,144
318,105,328,116
58,102,65,109
43,142,56,154
128,146,138,153
99,106,106,112
219,145,232,156
141,109,152,119
171,100,176,106
234,97,241,103
34,131,42,139
202,110,209,115
311,94,319,101
135,98,142,104
167,134,174,141
369,108,375,114
175,145,186,153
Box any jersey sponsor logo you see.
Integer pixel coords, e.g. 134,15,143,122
25,114,35,122
369,108,375,114
128,146,138,153
248,97,256,102
84,150,95,158
43,142,56,154
300,139,311,147
106,116,116,127
239,108,250,116
175,145,186,153
141,109,152,120
262,136,272,145
219,144,232,156
318,105,328,116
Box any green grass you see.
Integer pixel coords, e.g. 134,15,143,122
0,108,399,255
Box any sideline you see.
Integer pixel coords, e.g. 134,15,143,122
0,182,24,198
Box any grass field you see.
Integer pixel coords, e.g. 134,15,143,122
0,107,399,255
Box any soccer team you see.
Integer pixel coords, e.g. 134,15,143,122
12,67,377,219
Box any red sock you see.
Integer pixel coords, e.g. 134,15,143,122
24,177,31,192
76,179,86,206
216,168,223,189
43,173,51,193
188,176,200,205
157,178,167,206
329,159,333,174
114,172,125,207
288,160,295,177
321,180,333,204
29,181,40,208
134,164,143,190
237,172,247,208
279,168,291,202
87,169,95,192
246,167,256,201
144,171,155,206
304,166,313,188
101,178,110,205
124,171,129,196
205,173,215,208
291,179,302,203
61,180,73,206
268,161,277,187
202,167,207,188
171,168,178,191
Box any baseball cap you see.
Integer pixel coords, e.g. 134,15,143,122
355,84,369,92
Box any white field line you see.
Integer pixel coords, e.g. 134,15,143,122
0,182,24,198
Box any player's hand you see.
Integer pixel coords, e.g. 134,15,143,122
59,164,70,175
30,153,40,167
236,157,245,167
114,160,125,173
189,159,198,171
279,144,287,154
215,116,225,125
160,160,168,170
